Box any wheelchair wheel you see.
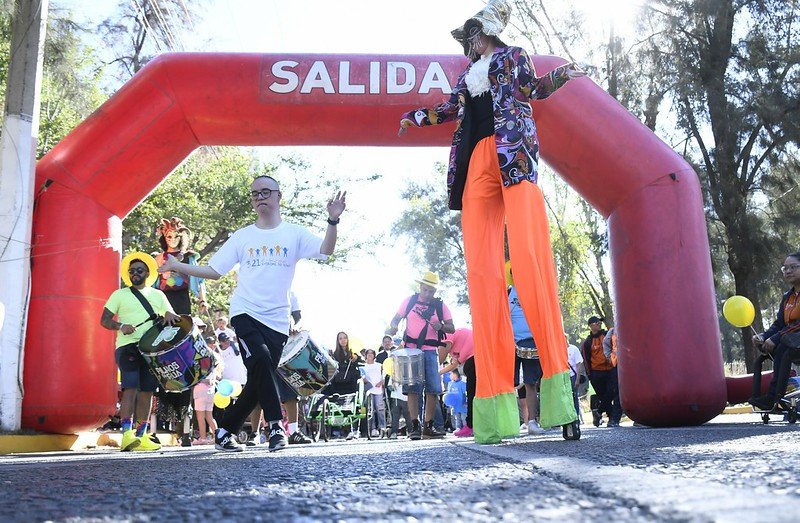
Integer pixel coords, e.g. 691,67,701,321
562,420,581,441
365,396,374,440
383,392,393,433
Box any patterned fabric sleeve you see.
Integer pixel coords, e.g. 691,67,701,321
515,48,571,101
400,71,467,127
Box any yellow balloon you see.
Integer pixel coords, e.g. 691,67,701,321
230,381,243,398
214,392,231,409
722,295,755,328
350,337,364,353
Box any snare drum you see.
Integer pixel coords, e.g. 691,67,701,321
515,345,539,360
277,331,336,396
138,315,214,392
391,348,425,386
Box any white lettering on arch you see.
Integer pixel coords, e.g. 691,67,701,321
387,62,415,94
419,62,451,94
269,60,300,93
300,61,335,93
339,62,365,94
369,61,380,94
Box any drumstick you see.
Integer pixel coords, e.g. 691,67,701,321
204,310,217,335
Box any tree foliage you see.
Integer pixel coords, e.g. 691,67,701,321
641,0,800,369
1,4,105,158
98,0,205,80
391,168,468,304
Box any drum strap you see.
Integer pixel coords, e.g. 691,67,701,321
129,286,159,327
402,294,446,348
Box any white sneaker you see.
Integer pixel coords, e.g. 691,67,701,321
527,420,546,435
370,429,380,438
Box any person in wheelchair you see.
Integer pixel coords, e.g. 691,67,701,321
749,252,800,411
313,332,364,438
320,331,363,396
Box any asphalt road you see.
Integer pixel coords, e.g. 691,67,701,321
0,413,796,522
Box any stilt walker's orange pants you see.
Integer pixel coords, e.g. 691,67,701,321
462,136,577,444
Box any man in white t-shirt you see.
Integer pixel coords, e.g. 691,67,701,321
215,316,237,342
566,337,587,425
218,332,248,385
159,175,346,452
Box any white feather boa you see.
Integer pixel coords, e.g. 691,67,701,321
465,54,491,97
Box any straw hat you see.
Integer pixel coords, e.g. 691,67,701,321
451,0,512,46
416,271,440,289
120,251,159,287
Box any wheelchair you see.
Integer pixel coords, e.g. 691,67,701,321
306,379,376,441
751,344,800,424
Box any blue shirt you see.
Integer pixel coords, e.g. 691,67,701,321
509,286,533,342
446,379,468,414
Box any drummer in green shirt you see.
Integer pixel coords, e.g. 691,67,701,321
100,252,179,452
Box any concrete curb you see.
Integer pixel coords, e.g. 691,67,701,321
0,407,756,454
0,431,181,455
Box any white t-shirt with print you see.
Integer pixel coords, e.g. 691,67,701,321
209,222,325,334
567,344,584,377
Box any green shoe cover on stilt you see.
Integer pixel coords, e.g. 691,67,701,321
539,371,578,428
473,392,520,444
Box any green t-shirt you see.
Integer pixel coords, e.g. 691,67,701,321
104,286,174,348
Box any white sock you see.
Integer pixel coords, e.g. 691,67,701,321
269,420,282,430
216,428,229,438
288,422,298,434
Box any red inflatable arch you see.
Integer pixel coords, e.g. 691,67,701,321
24,53,726,433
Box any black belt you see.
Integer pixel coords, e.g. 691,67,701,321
403,335,444,348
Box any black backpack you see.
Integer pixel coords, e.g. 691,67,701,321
401,293,445,348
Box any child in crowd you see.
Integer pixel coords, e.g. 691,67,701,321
193,334,224,444
362,349,387,437
446,369,468,430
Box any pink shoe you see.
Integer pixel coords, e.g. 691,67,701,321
453,426,473,438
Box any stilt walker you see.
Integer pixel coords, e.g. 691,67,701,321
398,0,586,443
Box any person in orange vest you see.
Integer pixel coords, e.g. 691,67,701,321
581,316,621,427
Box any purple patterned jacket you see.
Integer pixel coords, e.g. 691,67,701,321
400,46,571,209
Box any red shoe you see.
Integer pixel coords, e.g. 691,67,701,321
453,426,473,438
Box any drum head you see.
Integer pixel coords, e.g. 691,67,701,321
393,348,423,358
279,330,309,365
138,314,193,354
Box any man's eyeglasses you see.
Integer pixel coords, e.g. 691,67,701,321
781,264,800,274
128,267,147,275
250,188,277,200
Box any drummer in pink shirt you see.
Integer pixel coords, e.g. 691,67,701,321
386,271,455,440
440,328,475,437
